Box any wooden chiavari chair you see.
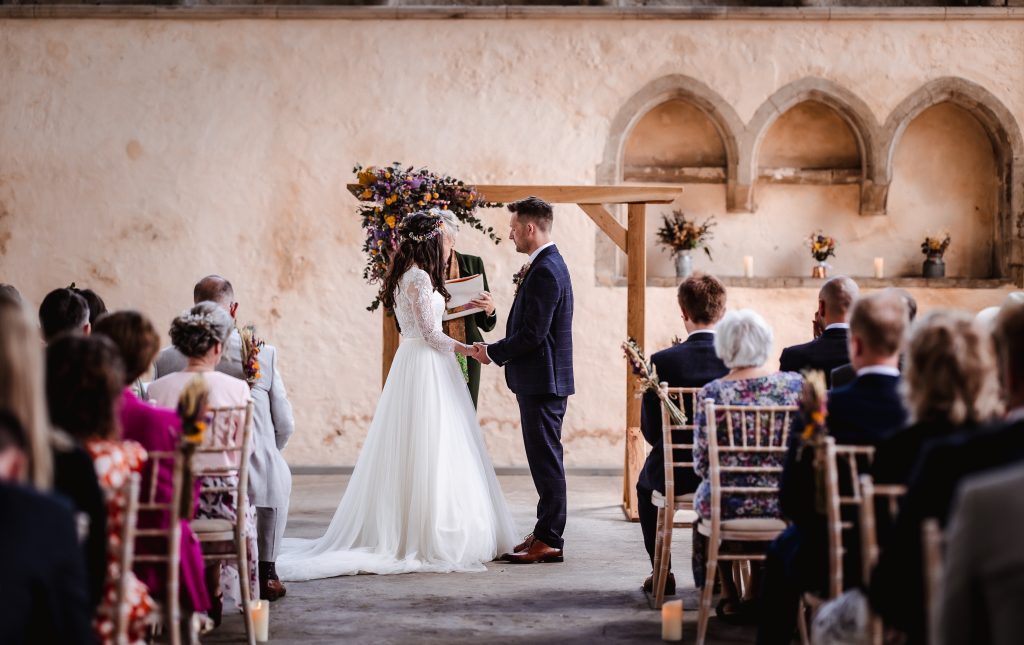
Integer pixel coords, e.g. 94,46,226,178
115,472,142,645
858,474,906,645
650,385,702,609
696,399,797,645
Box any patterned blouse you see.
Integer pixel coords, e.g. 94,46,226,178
692,372,803,520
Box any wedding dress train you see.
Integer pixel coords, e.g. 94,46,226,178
277,267,517,580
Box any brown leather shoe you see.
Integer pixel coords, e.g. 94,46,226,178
259,561,287,601
513,533,535,554
643,572,676,596
503,539,563,564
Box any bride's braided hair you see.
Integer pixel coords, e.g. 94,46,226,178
379,210,452,312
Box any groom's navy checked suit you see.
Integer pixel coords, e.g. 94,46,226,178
487,244,574,549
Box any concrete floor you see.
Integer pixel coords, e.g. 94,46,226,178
207,474,755,644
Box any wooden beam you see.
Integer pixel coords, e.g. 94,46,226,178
622,202,647,522
578,203,627,253
472,185,681,205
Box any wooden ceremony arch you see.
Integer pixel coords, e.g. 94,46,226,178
357,184,684,521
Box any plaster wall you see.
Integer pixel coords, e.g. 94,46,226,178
0,18,1019,466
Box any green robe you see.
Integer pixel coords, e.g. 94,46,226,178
455,252,497,408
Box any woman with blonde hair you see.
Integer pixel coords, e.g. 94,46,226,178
0,299,52,489
872,310,1003,484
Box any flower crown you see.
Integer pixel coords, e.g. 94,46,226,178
400,211,446,243
178,311,217,333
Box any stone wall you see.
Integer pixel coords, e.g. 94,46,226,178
0,13,1020,467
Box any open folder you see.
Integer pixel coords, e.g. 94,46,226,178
443,273,485,321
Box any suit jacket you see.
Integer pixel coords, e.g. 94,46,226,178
779,327,851,388
454,252,497,344
939,461,1024,645
777,373,907,593
830,363,856,390
871,419,962,485
870,419,1024,644
0,482,95,645
638,333,728,494
51,440,106,611
154,328,295,508
487,245,574,397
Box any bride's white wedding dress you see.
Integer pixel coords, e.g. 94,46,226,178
277,266,517,581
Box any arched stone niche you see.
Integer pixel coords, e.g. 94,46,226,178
596,75,1024,284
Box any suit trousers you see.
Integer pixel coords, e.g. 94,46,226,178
517,393,568,549
255,503,288,562
636,482,671,572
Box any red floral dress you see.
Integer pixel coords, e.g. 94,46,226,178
86,439,156,645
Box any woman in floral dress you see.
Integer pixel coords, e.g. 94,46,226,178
691,309,804,619
45,334,154,644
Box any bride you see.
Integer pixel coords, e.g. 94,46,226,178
277,209,517,581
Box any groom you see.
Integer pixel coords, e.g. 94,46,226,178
478,196,574,564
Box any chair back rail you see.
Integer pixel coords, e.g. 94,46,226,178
922,518,945,645
819,440,877,599
115,472,141,645
659,385,703,507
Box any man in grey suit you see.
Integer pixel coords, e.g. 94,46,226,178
155,275,295,601
939,459,1024,645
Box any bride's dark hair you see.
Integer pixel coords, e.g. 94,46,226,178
379,210,452,312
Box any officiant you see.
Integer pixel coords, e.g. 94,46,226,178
439,209,497,408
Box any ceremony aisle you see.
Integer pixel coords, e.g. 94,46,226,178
206,473,756,644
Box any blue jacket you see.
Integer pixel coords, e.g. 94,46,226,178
487,245,574,397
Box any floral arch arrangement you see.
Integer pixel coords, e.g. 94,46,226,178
349,163,502,311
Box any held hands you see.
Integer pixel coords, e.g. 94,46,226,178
474,342,492,365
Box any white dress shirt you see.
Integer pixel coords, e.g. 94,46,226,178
855,365,901,378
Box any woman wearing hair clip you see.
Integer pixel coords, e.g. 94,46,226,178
277,209,516,582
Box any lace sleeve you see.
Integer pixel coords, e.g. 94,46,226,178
405,270,457,353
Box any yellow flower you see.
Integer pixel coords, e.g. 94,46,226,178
385,215,396,228
357,168,376,186
359,190,372,200
385,195,398,206
811,410,825,425
432,192,439,199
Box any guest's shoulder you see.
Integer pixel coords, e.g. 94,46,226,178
206,370,251,394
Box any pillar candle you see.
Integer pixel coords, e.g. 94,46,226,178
661,599,683,641
249,600,269,642
743,255,754,278
874,257,885,279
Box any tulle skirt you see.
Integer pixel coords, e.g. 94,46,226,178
277,338,517,580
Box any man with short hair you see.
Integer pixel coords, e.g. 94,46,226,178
779,276,859,387
758,290,909,644
155,275,295,600
0,412,95,644
831,288,917,389
477,196,574,565
637,273,729,595
38,287,91,342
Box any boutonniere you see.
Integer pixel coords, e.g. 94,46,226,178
239,324,265,388
512,262,531,296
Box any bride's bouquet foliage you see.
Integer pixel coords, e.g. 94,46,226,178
809,231,837,262
239,325,265,388
176,375,210,520
621,338,686,426
656,210,716,260
350,163,503,311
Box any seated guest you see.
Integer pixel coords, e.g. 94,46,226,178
938,461,1024,645
155,276,294,601
831,288,917,389
692,309,803,618
69,284,108,326
757,290,910,644
0,411,95,645
779,276,859,387
0,298,105,609
870,299,1024,644
46,335,154,644
873,311,1002,484
38,287,92,342
93,311,210,616
638,274,729,596
148,302,256,617
0,299,53,490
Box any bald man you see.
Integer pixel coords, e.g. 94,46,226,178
779,276,859,388
155,275,295,601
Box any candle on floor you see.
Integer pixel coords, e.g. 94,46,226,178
743,255,754,278
661,599,683,641
249,600,269,642
874,257,885,279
